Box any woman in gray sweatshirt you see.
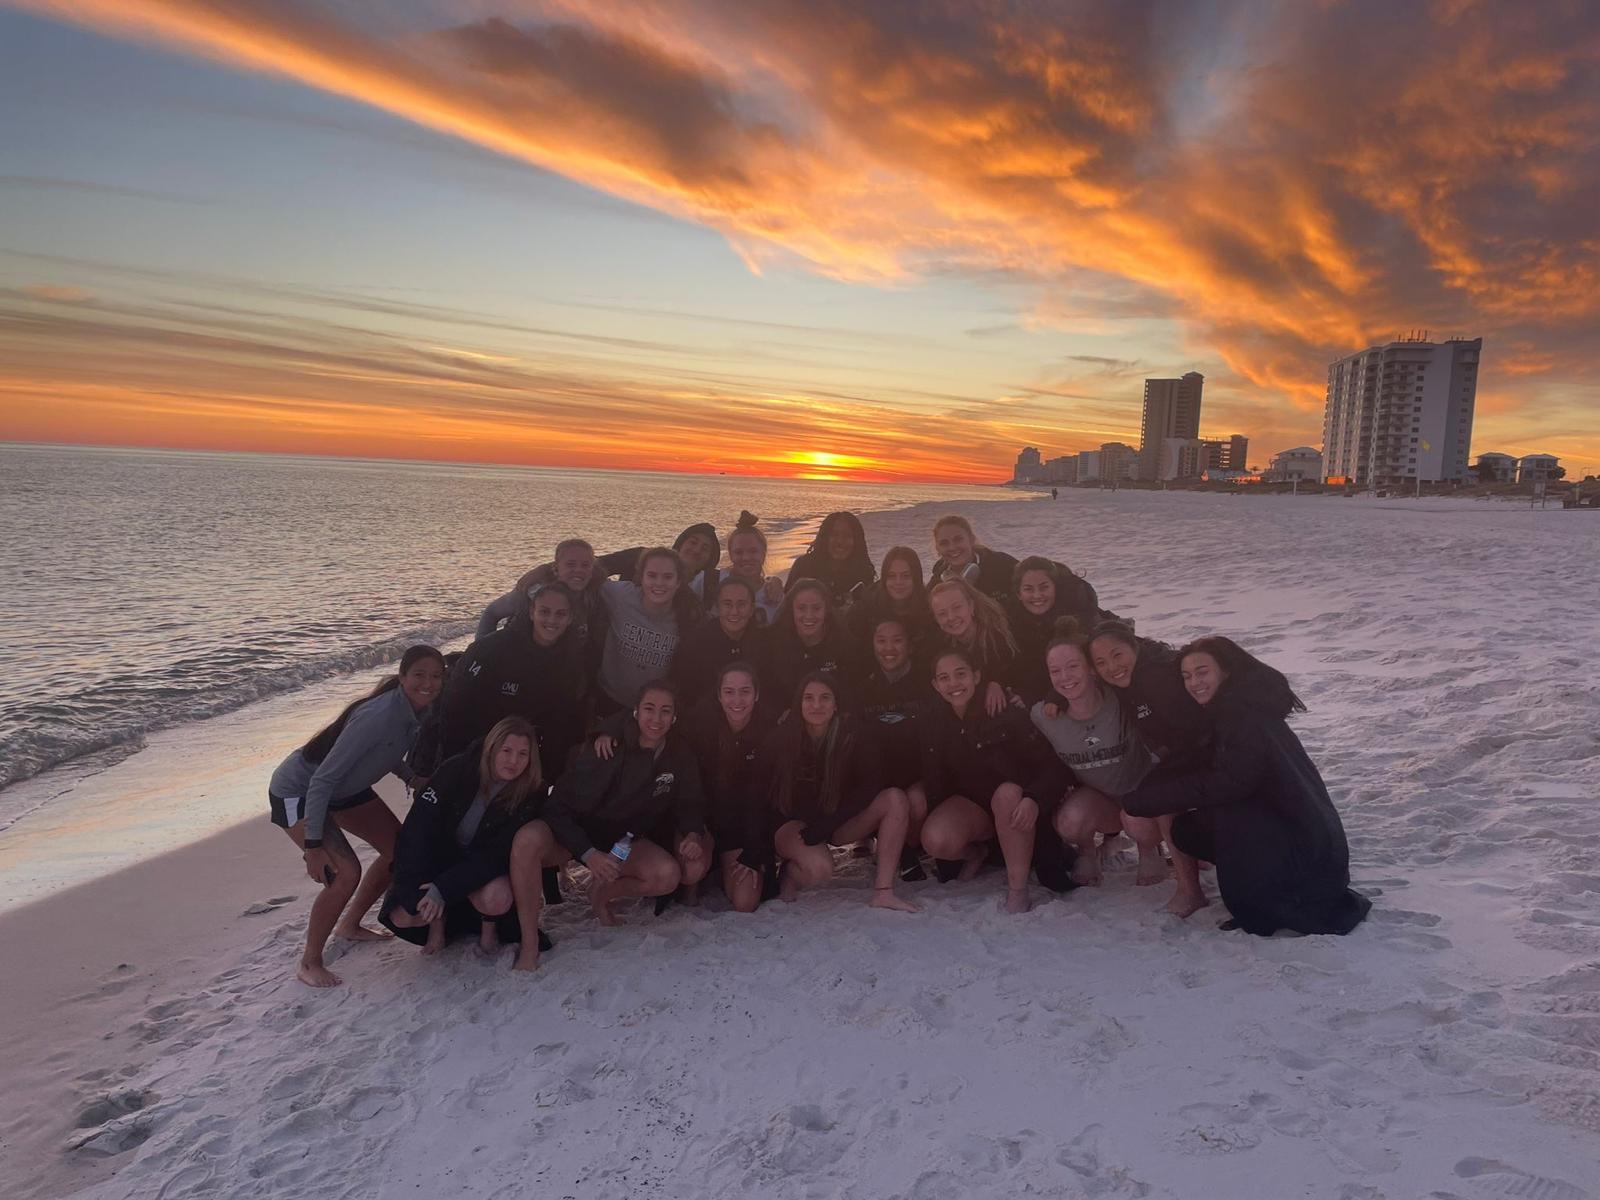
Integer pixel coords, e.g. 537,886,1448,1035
267,644,445,987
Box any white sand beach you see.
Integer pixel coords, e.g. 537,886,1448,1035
4,491,1598,1200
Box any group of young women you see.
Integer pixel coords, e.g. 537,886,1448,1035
267,510,1372,987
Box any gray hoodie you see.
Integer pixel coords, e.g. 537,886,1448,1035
269,686,422,840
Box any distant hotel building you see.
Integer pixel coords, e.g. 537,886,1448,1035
1139,372,1204,481
1321,334,1481,485
1013,446,1044,482
1473,452,1516,483
1100,441,1138,483
1265,446,1323,482
1517,454,1561,484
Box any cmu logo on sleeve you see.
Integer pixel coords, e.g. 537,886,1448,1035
652,772,675,797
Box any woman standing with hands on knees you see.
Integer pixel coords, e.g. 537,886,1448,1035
506,680,709,969
1122,638,1371,936
381,717,548,958
267,644,445,987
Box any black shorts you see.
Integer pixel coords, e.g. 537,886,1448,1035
267,786,380,829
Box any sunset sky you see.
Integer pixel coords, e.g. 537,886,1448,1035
2,1,1597,482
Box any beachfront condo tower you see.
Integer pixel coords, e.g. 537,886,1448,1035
1321,335,1482,487
1138,372,1204,481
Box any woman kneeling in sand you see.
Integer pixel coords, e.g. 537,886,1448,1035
918,649,1061,913
766,673,919,912
1031,623,1167,891
506,681,710,970
381,717,548,958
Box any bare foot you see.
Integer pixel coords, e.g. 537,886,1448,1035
296,962,342,988
870,887,920,913
334,923,392,942
420,921,446,956
957,846,987,882
591,891,623,926
1005,886,1033,914
779,870,801,903
1165,890,1211,918
478,921,501,955
1135,854,1170,886
511,946,541,972
1071,855,1103,887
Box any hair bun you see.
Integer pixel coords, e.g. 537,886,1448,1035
736,510,759,528
1050,615,1084,641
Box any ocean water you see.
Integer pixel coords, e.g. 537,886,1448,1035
0,444,1008,799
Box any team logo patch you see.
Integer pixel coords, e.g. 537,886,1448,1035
652,772,675,797
500,682,520,696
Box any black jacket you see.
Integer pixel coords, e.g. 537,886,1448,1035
844,589,936,657
920,700,1064,810
765,715,885,846
929,548,1020,604
766,622,861,711
786,552,874,610
682,700,776,868
387,741,539,912
1116,645,1211,767
1122,675,1369,936
542,712,706,860
671,617,772,709
1006,567,1104,702
858,661,935,787
415,625,585,778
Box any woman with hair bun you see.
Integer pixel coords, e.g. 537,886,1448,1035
713,511,786,625
382,716,548,957
786,511,875,609
266,644,445,986
1122,638,1371,936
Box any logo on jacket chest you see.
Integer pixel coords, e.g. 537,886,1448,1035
652,771,675,797
1135,703,1152,720
500,682,520,696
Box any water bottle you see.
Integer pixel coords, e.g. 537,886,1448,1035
608,832,635,862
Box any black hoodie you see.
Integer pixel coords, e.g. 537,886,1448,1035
766,622,861,712
857,658,935,787
929,547,1020,604
1121,669,1370,936
413,624,585,778
1005,566,1104,702
682,699,777,868
765,714,885,847
384,740,540,916
1114,643,1211,768
919,699,1064,811
671,616,772,709
541,711,706,861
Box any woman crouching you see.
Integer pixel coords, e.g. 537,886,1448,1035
381,717,547,958
506,680,710,970
1121,638,1371,937
767,673,919,913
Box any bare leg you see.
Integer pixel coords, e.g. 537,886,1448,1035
675,831,713,906
832,790,919,913
327,799,401,940
470,876,514,953
1054,788,1123,886
920,796,995,882
1121,812,1169,886
282,822,360,987
773,820,835,902
719,850,763,914
1158,815,1210,917
989,783,1037,914
508,821,569,971
589,839,681,925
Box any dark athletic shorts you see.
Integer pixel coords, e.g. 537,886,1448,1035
267,786,381,829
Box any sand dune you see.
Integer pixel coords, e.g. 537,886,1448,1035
8,491,1598,1199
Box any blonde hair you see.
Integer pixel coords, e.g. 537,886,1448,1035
929,578,1017,664
478,717,542,813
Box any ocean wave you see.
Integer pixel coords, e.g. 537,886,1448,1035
0,619,476,792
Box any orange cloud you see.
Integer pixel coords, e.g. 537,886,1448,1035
8,0,1600,475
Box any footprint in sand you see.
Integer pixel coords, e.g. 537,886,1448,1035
241,895,297,916
1453,1157,1592,1200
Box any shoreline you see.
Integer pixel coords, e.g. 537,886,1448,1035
1,488,1595,1199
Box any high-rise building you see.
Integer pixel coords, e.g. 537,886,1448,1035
1201,434,1249,472
1013,446,1043,482
1321,335,1481,485
1139,372,1204,481
1045,455,1079,484
1100,441,1138,483
1076,450,1102,482
1159,438,1210,480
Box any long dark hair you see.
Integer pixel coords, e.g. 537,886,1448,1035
301,644,443,764
771,671,849,818
807,512,874,581
1180,636,1307,717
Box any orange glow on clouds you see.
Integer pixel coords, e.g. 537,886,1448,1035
5,0,1599,476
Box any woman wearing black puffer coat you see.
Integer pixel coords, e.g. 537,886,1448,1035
1122,637,1371,937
